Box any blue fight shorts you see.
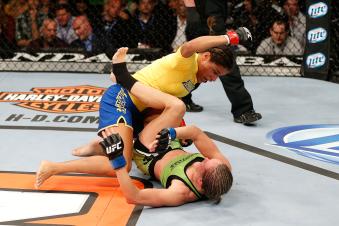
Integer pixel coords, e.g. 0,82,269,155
98,84,142,136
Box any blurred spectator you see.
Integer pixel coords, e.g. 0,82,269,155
71,15,112,55
167,0,178,10
256,1,287,30
74,0,89,15
39,0,54,19
271,0,284,14
55,3,78,44
169,0,187,51
98,0,138,49
4,0,28,18
0,27,16,58
15,0,45,48
57,0,70,4
256,19,303,55
231,0,286,53
283,0,306,48
125,0,138,17
72,0,98,26
134,0,176,55
117,1,133,20
296,0,306,14
231,0,259,52
0,0,15,45
27,18,68,51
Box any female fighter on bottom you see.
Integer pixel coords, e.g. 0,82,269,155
35,48,233,207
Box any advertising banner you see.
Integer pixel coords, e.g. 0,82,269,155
303,0,331,80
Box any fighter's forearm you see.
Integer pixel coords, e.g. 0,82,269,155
115,168,141,204
175,126,232,170
175,125,200,140
180,35,229,57
181,27,252,57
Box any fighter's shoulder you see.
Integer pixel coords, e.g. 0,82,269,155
168,179,197,201
162,49,195,65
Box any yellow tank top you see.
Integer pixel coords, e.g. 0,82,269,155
130,48,199,111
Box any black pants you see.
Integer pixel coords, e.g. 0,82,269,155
182,59,254,118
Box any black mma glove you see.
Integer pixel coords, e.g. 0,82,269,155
155,128,177,153
225,27,252,46
178,119,193,147
99,133,126,170
180,139,193,147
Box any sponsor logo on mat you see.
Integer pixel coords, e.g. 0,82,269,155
266,124,339,165
0,171,150,226
0,85,105,113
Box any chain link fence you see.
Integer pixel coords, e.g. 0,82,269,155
0,0,333,79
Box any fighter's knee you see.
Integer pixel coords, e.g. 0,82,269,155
174,100,186,117
168,99,185,116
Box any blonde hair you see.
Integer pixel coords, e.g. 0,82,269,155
202,164,233,203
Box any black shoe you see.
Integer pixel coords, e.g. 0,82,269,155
234,110,262,124
185,101,203,112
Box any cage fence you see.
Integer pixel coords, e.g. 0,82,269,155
0,0,335,81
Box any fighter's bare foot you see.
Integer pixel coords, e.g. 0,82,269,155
72,138,103,157
35,160,56,189
72,145,95,157
112,47,128,64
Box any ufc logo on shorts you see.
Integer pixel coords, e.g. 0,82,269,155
106,141,122,154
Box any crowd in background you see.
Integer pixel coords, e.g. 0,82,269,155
0,0,309,58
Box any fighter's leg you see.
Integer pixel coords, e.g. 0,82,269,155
135,84,185,146
72,126,134,162
35,122,133,189
113,47,128,64
72,48,132,157
112,47,184,111
112,48,185,146
97,83,137,172
72,137,103,157
35,155,113,189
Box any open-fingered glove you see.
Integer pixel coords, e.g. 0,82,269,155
100,133,126,170
155,128,177,153
225,27,252,45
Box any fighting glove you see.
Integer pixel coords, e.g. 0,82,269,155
225,27,252,45
180,139,193,147
100,133,126,170
179,119,193,147
155,128,177,153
